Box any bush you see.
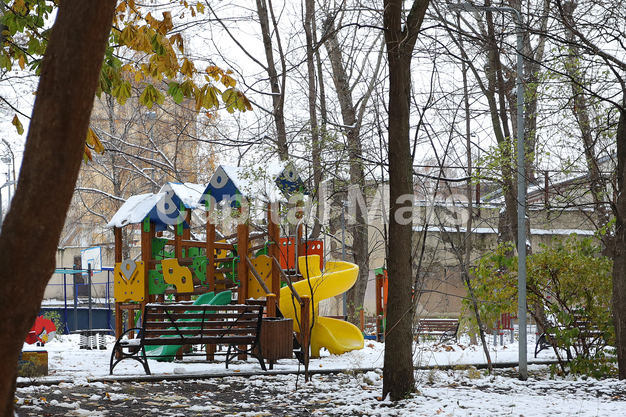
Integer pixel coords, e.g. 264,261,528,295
464,235,615,377
42,310,64,336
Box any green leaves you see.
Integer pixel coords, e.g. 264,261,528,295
140,84,165,108
167,81,184,104
167,80,197,104
0,0,254,141
112,80,132,105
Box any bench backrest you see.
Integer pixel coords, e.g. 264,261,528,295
141,303,263,346
417,319,458,332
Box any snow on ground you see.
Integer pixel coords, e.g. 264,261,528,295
15,333,626,416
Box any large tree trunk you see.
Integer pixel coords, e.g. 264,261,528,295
613,109,626,379
0,2,116,415
382,0,429,401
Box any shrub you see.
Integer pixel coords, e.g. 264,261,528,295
464,235,614,377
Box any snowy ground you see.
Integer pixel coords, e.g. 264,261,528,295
14,333,626,416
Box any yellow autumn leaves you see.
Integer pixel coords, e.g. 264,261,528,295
4,1,253,164
84,128,105,163
113,7,252,113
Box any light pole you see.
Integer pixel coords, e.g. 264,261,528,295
1,138,15,202
0,180,17,228
450,2,527,380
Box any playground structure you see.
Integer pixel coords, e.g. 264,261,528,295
19,315,57,377
108,164,365,368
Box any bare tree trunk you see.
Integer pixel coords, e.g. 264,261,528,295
323,20,369,323
0,2,116,415
383,0,429,401
304,0,322,201
461,48,482,350
255,0,289,160
562,1,612,252
513,0,549,189
484,12,519,247
613,109,626,379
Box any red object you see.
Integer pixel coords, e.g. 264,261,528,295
278,237,323,270
497,313,516,333
375,270,388,315
25,316,57,345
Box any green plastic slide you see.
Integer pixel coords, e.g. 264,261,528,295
145,290,233,361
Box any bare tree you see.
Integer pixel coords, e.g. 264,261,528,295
322,9,385,322
549,0,626,379
383,0,430,401
206,0,290,162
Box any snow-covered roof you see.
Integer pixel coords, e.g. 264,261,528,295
107,193,190,231
413,225,595,236
159,182,205,210
198,164,304,207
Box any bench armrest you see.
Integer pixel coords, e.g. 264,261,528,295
115,327,145,343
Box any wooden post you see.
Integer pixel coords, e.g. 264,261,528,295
375,271,385,342
183,207,191,240
175,209,190,302
360,308,365,333
237,206,249,304
266,293,276,318
114,227,123,263
126,307,134,335
296,222,304,259
114,227,123,353
141,218,153,307
301,295,310,380
206,200,216,293
206,343,216,361
268,202,281,309
296,223,304,280
236,204,249,360
175,223,183,259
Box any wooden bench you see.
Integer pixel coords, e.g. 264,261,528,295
110,303,266,375
415,318,459,343
534,313,606,359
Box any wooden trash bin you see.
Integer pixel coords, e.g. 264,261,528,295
258,317,293,369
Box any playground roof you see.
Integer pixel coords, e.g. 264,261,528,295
159,182,205,210
107,193,190,231
275,164,307,195
198,163,307,207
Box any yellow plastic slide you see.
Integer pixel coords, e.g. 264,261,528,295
279,255,365,357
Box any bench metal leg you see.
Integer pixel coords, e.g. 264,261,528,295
109,329,152,376
110,344,151,375
225,343,267,371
